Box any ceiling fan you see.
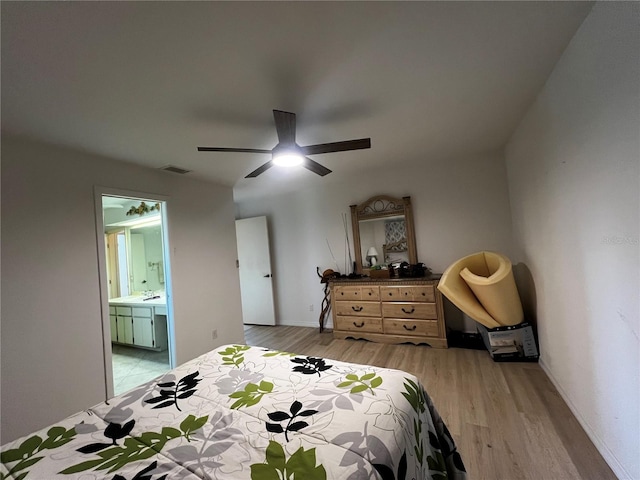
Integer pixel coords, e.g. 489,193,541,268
198,110,371,178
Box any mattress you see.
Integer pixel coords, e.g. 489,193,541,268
1,344,466,479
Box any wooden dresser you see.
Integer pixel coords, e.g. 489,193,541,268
329,276,448,348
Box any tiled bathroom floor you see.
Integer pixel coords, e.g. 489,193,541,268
111,344,170,396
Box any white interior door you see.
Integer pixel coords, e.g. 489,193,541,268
236,216,276,325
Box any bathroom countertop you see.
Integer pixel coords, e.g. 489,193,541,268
109,295,166,306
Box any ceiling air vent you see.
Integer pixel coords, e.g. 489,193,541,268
160,165,191,175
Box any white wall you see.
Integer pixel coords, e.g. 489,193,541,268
1,136,245,443
505,3,639,478
235,151,514,332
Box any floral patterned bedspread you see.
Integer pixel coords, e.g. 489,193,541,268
1,344,466,479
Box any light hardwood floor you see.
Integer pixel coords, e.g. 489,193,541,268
244,325,617,480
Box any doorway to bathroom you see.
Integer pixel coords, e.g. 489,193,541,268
97,190,175,398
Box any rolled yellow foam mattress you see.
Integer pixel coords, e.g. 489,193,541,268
459,252,523,326
437,251,523,328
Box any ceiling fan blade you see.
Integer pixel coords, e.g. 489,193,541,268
245,160,274,178
302,157,332,176
300,138,371,156
198,147,272,154
273,110,296,145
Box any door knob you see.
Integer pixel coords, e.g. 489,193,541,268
263,274,272,278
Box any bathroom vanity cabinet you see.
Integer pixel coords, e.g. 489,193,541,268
109,298,168,351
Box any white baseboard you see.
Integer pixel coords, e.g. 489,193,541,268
539,358,630,480
247,320,332,329
276,320,319,328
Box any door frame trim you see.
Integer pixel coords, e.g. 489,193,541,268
94,186,176,399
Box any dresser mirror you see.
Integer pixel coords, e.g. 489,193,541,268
350,195,417,274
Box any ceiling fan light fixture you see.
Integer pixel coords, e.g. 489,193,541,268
198,109,371,177
272,151,304,167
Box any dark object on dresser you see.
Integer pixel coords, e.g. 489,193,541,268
398,262,432,278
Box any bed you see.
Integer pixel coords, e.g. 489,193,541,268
1,344,466,479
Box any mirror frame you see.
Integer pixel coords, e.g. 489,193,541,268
350,195,417,275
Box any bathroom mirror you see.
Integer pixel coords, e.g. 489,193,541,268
104,213,165,298
129,222,165,292
102,196,165,299
350,195,417,274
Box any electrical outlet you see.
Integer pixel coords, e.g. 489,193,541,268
309,304,314,312
212,329,218,340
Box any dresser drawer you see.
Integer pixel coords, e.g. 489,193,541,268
335,301,381,317
335,315,383,333
384,319,439,337
334,286,380,301
382,302,437,319
380,285,435,302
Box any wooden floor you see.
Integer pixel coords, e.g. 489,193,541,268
244,325,617,480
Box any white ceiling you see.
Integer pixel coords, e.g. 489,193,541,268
1,1,593,201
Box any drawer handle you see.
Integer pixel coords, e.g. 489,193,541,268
352,305,363,312
402,307,415,314
353,321,365,328
403,324,417,331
